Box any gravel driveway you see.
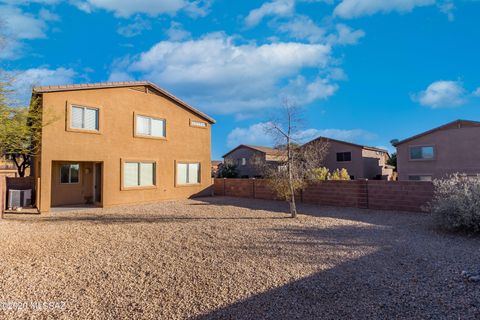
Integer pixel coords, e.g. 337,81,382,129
0,196,479,319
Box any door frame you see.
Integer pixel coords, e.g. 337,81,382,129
92,162,103,205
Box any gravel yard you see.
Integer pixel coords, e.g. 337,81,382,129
0,196,479,319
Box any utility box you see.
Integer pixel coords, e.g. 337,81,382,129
8,189,32,210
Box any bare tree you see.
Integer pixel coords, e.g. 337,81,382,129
263,99,328,218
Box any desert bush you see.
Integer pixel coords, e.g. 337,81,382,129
329,168,350,181
309,167,329,181
309,167,350,181
429,174,480,233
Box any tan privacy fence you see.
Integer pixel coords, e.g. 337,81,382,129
214,178,434,212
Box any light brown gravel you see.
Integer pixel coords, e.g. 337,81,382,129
0,196,479,319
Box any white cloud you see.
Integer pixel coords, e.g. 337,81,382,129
276,15,326,43
226,122,377,148
72,0,209,18
227,122,275,148
292,128,377,143
412,80,467,108
10,67,77,104
117,17,151,37
0,6,47,40
245,0,295,27
328,24,365,45
115,33,333,114
438,1,455,21
334,0,435,19
165,21,191,41
473,87,480,97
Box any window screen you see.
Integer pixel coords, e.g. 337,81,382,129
123,162,155,188
177,162,200,185
136,115,165,138
71,105,99,131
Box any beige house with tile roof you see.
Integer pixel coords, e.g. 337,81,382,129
31,81,215,212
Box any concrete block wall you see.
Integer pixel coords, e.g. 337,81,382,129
214,178,434,212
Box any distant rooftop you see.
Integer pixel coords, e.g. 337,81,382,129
32,81,215,124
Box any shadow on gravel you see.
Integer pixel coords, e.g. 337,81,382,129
4,214,290,224
195,196,431,229
192,223,480,320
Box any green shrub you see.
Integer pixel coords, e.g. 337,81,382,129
218,163,238,178
429,174,480,233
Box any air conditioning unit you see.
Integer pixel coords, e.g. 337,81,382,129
8,189,32,210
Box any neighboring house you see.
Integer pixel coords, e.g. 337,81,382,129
392,119,480,181
211,160,222,177
304,137,394,180
0,157,19,177
31,81,215,212
222,145,286,178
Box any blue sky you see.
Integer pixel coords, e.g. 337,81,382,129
1,0,480,159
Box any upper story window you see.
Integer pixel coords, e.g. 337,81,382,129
190,120,207,128
135,115,166,138
336,152,352,162
71,105,99,131
241,158,247,166
409,146,434,160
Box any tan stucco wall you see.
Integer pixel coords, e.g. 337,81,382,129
396,126,480,180
51,162,93,206
37,87,212,212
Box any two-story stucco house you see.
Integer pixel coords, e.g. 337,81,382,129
392,119,480,181
304,137,394,180
31,81,215,212
222,145,286,178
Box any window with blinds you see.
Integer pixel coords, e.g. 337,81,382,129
71,105,99,131
136,115,166,138
176,162,200,185
123,162,156,188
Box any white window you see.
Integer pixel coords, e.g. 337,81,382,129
71,105,99,131
191,120,207,128
60,164,80,184
136,115,166,138
241,158,246,166
123,162,156,187
410,146,434,160
176,162,200,185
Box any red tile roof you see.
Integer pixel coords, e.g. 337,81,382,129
32,81,215,123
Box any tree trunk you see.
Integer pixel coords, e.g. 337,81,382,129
289,190,297,218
